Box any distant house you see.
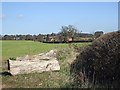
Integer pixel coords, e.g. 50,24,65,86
94,31,104,39
64,37,73,42
49,36,55,42
15,37,20,40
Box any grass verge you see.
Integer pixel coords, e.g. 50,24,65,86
2,40,90,88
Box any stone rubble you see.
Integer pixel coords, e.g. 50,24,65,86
8,49,60,75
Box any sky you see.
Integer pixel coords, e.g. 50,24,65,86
118,2,120,30
1,2,118,35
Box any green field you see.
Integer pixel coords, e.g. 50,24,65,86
2,40,90,61
1,40,90,88
2,40,69,60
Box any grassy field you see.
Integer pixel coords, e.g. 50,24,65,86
2,40,68,61
1,40,90,88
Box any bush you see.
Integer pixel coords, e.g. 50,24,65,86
71,31,120,88
9,57,16,60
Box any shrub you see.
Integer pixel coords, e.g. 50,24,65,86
9,57,16,60
71,31,120,88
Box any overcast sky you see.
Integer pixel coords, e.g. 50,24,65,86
1,2,118,35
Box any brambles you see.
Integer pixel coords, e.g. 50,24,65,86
71,31,120,88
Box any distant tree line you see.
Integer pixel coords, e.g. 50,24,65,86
1,25,104,42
